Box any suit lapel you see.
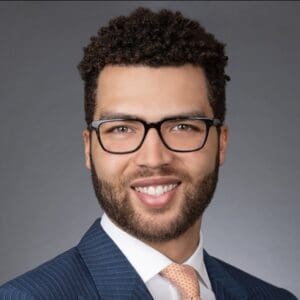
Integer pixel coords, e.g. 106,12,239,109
204,250,249,300
78,219,153,300
78,219,250,300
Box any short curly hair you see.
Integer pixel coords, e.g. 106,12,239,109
78,7,230,126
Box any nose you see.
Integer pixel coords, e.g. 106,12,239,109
133,128,174,168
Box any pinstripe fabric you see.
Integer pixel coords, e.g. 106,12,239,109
0,218,297,299
0,247,99,299
77,219,152,299
204,251,298,300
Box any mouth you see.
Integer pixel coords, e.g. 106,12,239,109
133,183,178,196
130,177,181,208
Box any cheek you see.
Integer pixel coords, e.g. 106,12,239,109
180,151,217,178
91,142,132,180
179,136,219,177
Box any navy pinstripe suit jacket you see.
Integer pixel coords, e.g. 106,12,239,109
0,218,297,299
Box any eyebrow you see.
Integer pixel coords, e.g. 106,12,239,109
97,111,209,121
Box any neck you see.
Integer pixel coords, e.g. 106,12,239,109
147,218,202,263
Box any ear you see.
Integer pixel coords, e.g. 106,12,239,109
82,129,91,170
218,125,228,166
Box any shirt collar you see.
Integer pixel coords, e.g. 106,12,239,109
100,213,211,288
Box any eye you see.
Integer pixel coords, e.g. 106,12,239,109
173,123,196,131
110,126,133,134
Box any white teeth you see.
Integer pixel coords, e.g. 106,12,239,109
134,184,178,196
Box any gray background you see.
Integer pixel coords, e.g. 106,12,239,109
0,1,299,297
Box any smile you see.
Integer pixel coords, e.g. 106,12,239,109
130,177,181,208
134,184,178,196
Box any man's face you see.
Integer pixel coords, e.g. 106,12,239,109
83,65,228,243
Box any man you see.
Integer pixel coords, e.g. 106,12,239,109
0,7,297,300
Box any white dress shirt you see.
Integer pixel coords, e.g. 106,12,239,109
101,214,216,300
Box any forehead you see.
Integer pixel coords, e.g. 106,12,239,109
95,64,213,120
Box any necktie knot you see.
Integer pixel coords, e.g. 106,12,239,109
160,263,201,299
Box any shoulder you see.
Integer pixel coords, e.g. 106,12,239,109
0,247,98,299
209,254,297,299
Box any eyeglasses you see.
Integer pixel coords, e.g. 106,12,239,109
88,116,222,154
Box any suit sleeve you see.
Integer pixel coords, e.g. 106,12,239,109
0,284,35,300
276,287,298,300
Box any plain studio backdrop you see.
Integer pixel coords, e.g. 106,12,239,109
0,1,299,297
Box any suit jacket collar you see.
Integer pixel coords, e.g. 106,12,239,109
78,218,249,300
77,218,153,299
204,250,249,300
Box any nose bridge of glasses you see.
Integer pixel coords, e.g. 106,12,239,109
134,121,175,169
143,120,165,144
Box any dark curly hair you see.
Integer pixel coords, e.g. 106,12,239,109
78,7,230,126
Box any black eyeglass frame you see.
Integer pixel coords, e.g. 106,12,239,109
88,116,223,154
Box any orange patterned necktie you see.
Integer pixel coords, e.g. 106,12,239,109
160,263,201,300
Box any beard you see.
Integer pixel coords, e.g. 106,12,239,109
90,153,219,243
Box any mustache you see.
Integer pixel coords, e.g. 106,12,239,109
89,155,191,186
121,165,191,185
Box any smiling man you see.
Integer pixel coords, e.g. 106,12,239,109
84,65,223,255
0,7,297,300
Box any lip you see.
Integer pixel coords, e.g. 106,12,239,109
132,184,179,209
130,176,181,188
130,177,181,209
